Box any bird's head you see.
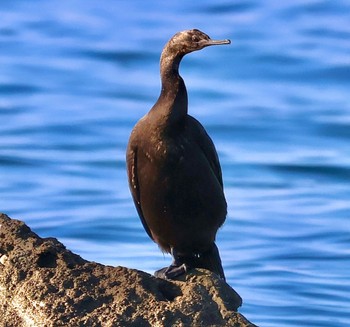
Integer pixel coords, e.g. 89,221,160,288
166,29,231,56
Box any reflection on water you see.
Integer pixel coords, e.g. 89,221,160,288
1,1,349,326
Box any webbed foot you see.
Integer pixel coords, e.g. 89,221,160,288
154,263,188,279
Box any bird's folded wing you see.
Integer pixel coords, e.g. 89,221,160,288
126,147,154,240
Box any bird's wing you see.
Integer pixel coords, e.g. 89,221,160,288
187,116,224,188
126,146,154,240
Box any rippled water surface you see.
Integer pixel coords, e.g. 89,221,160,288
1,1,349,326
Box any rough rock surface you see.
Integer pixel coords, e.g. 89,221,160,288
0,213,256,326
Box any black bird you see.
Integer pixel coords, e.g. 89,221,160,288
126,29,230,280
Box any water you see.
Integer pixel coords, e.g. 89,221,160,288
1,1,349,326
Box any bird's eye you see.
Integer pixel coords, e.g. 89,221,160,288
192,35,200,42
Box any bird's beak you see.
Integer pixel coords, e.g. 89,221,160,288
202,38,231,47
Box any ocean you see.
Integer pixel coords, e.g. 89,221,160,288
1,1,349,326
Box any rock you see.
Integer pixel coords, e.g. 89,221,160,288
0,213,257,326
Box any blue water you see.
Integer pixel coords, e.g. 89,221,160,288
1,1,349,326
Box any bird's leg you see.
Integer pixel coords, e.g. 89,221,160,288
154,248,189,279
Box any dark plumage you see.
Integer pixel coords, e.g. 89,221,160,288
126,29,230,280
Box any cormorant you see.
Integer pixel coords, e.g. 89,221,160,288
126,29,230,280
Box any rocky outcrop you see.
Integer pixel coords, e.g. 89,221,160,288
0,213,256,326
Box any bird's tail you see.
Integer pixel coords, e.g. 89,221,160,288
185,243,225,280
198,242,225,280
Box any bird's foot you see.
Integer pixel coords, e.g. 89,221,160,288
154,263,188,280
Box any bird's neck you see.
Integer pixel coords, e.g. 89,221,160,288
152,48,188,126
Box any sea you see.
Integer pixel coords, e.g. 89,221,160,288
1,1,349,326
